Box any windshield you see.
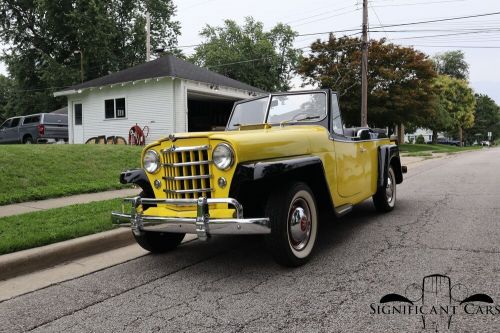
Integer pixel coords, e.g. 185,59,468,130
227,96,268,130
266,92,327,124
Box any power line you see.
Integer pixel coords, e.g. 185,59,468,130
374,11,500,29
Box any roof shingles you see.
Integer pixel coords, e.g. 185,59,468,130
59,55,266,93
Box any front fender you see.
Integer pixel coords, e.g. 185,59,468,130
119,169,154,197
229,156,334,217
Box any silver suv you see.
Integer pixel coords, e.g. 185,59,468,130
0,113,68,144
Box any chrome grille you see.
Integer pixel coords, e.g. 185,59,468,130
161,145,213,199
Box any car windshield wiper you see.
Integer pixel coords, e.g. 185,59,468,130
280,115,320,126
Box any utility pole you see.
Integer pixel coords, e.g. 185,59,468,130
74,50,83,83
146,12,151,61
360,0,368,127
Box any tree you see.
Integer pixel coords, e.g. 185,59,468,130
191,17,302,92
0,75,15,121
433,50,469,80
298,35,436,134
464,94,500,143
427,76,455,143
0,0,181,116
431,75,475,145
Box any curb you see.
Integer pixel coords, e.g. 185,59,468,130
0,228,134,281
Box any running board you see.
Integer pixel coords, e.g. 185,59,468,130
334,204,353,217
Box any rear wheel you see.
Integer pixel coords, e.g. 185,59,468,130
133,192,185,253
23,136,34,144
373,165,397,212
265,182,318,267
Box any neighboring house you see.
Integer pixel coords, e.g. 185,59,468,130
54,55,266,144
405,128,446,143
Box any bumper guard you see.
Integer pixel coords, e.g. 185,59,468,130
111,197,270,241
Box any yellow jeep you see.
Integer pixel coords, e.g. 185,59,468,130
112,89,405,266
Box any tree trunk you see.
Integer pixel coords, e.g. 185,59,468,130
458,126,463,147
397,123,405,145
432,130,438,144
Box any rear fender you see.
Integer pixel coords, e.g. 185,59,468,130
378,145,403,188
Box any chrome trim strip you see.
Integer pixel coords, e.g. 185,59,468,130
161,145,210,153
163,174,211,181
164,188,214,194
163,160,212,167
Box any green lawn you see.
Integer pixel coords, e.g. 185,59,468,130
0,145,142,205
0,199,123,255
399,144,481,156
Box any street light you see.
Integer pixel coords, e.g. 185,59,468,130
74,50,83,83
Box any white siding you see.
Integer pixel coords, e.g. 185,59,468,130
67,79,175,144
65,77,261,144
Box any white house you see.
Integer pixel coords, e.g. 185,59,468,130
54,55,266,144
404,128,448,143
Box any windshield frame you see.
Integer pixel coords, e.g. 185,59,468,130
264,90,328,125
226,89,332,131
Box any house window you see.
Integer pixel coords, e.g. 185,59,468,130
74,104,82,125
104,98,126,119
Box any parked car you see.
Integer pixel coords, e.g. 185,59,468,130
112,89,406,266
480,140,490,147
0,113,68,144
431,138,460,146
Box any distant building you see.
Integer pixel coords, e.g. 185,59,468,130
405,128,446,143
54,55,265,144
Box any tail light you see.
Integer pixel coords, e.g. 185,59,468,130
38,124,45,136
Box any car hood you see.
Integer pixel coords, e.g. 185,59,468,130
156,125,330,163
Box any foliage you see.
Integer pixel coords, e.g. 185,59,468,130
415,134,425,144
191,17,302,92
430,75,475,145
0,0,181,118
0,199,121,255
464,94,500,143
298,35,436,127
0,145,142,205
0,75,15,121
433,51,469,80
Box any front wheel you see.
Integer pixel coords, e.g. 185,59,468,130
133,192,185,253
265,182,318,267
373,165,397,212
134,231,185,253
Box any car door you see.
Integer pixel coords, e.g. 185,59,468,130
4,117,22,143
330,94,372,199
0,119,11,143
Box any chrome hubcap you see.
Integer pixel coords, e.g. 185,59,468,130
288,198,312,251
386,172,395,203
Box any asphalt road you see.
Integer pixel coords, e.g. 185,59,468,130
1,148,499,333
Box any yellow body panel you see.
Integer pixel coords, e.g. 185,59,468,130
141,125,390,217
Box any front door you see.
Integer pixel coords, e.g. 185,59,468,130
73,102,83,143
334,140,367,198
0,119,11,143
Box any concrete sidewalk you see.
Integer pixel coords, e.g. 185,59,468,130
0,188,140,218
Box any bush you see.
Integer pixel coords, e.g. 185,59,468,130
416,135,425,144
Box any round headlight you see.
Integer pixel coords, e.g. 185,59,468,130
213,143,234,170
143,150,160,174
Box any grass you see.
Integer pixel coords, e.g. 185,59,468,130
399,144,481,156
0,199,123,255
0,145,142,205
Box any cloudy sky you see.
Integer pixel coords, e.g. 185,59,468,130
1,0,499,102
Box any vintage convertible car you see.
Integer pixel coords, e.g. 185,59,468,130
112,89,405,266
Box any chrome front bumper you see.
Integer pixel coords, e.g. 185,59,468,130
111,197,270,241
